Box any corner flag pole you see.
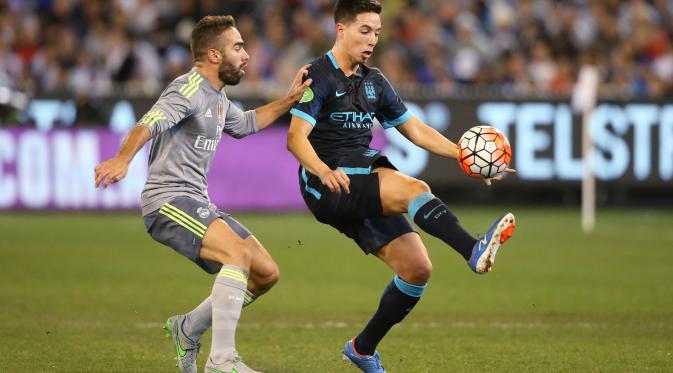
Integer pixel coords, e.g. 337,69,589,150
572,66,599,234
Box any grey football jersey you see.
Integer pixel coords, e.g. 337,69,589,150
139,68,258,216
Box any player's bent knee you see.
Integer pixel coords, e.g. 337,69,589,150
262,261,281,286
248,245,280,292
414,179,432,194
408,178,431,199
272,261,280,281
403,261,433,284
266,263,280,288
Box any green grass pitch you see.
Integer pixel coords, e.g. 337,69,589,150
1,208,672,372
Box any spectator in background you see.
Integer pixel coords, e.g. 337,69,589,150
0,40,22,88
0,0,671,101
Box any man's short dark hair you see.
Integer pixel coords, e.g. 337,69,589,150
334,0,382,25
191,15,236,61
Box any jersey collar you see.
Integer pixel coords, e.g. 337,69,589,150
327,50,363,78
190,67,227,94
327,50,340,69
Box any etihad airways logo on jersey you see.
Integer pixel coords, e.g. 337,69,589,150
330,111,376,129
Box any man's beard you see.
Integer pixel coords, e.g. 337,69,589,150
218,62,244,85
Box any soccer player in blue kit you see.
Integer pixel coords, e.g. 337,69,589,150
95,16,311,373
287,1,516,371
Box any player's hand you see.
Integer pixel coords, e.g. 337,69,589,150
483,168,516,186
94,157,130,189
286,64,313,103
318,169,350,194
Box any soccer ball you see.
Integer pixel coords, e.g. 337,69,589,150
457,125,512,179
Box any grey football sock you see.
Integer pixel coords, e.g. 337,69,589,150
209,264,247,364
183,296,212,342
243,289,257,307
182,288,257,342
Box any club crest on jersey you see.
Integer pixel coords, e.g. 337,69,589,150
364,81,376,101
196,207,210,219
217,102,224,120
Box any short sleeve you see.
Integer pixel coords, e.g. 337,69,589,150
375,74,411,129
138,85,195,137
223,101,258,139
290,64,331,126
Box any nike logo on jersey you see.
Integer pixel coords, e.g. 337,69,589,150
335,90,346,97
205,108,213,118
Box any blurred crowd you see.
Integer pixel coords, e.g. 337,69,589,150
1,0,673,100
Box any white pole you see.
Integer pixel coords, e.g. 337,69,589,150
572,66,599,233
581,108,595,233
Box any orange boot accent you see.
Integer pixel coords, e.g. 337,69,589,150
500,223,516,244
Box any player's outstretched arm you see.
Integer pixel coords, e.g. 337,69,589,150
396,115,457,158
254,64,313,131
396,115,514,185
94,125,151,189
287,116,350,194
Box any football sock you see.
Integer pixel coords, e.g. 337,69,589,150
243,289,258,307
181,289,257,342
354,275,426,355
183,296,212,342
408,192,477,260
209,264,247,363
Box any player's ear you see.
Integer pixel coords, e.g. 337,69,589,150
207,49,221,64
335,22,346,37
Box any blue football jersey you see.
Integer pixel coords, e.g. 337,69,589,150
290,51,410,167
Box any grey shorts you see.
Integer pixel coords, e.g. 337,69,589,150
143,196,251,274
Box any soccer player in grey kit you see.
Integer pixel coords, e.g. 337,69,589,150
95,16,311,373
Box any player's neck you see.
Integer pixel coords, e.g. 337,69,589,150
194,64,225,90
331,47,359,76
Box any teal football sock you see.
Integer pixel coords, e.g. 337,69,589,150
355,275,426,355
408,192,477,260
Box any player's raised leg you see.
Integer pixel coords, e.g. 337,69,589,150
343,232,431,372
199,219,261,373
376,167,476,259
376,167,515,273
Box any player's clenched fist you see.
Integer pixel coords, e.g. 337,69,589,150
94,158,129,189
318,169,350,194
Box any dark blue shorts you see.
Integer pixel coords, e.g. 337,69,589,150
299,148,416,254
143,196,251,274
